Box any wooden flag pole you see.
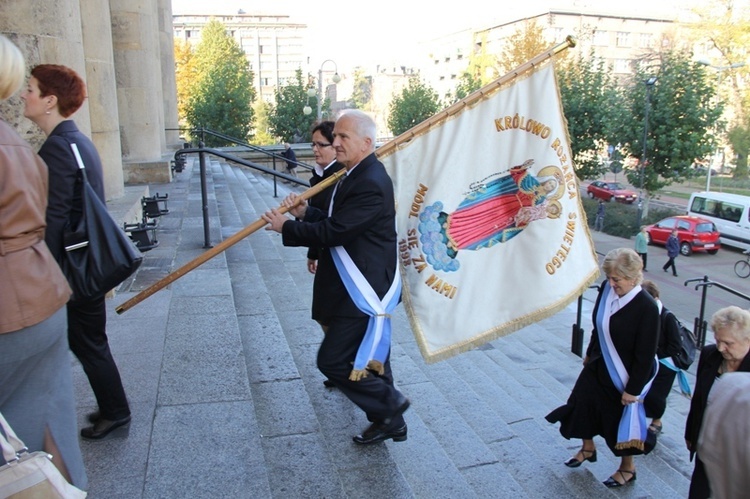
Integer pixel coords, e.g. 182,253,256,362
375,35,577,159
115,168,347,314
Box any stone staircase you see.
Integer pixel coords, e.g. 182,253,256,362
77,157,695,498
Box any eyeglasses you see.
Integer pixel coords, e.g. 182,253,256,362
311,141,332,149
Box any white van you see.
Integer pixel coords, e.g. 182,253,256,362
687,191,750,251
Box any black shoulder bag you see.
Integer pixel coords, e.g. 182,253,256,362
61,143,143,301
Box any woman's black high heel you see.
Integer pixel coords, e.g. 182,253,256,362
603,469,636,488
564,448,597,468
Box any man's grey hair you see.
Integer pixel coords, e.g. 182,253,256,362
339,109,376,148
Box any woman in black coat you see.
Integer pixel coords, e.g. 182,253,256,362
546,248,659,489
22,64,131,440
684,306,750,499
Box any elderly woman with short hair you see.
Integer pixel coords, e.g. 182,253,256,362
685,305,750,499
547,248,660,488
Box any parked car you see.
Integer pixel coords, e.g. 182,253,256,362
691,166,718,177
645,215,721,256
586,180,637,203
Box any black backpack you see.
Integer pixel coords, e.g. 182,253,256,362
662,309,698,370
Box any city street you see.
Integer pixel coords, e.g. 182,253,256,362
588,229,750,341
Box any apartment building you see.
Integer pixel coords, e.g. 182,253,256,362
421,8,677,102
173,12,307,103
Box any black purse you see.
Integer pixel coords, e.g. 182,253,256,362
61,143,142,301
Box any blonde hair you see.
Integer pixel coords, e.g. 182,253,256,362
602,247,643,284
0,35,25,101
711,306,750,342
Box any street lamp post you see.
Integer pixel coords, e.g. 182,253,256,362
697,59,746,192
636,76,657,229
316,59,340,121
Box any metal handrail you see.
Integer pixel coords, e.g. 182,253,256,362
685,276,750,348
166,127,314,171
175,145,309,248
571,284,601,357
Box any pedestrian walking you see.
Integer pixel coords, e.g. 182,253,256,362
594,199,605,231
635,225,649,271
662,229,679,277
281,142,298,180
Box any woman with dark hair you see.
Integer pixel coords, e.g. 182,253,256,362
0,36,86,489
546,248,659,488
306,121,345,388
21,64,131,440
306,120,345,275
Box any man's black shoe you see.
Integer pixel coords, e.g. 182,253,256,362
353,423,407,445
323,379,336,388
81,415,131,440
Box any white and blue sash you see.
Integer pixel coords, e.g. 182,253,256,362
659,358,692,398
596,282,658,451
329,175,402,381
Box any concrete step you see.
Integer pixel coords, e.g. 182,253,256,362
220,160,695,498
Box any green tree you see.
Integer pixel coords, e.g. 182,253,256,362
184,20,255,146
387,77,441,136
453,71,482,102
556,51,625,180
268,68,317,143
729,116,750,175
617,50,723,215
350,68,372,110
682,0,750,178
251,100,275,145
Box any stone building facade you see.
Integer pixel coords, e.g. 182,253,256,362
173,13,307,105
0,0,180,200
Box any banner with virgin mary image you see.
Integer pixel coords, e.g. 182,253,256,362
378,60,600,363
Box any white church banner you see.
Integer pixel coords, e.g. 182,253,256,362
379,60,600,363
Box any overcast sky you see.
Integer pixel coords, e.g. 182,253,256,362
171,0,684,70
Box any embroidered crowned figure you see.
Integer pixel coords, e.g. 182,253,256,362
417,160,564,272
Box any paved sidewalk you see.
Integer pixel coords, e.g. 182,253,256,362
73,159,696,498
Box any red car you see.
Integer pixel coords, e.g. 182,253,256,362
646,215,721,256
586,180,637,203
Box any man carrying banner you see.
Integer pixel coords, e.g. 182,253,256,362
262,110,409,445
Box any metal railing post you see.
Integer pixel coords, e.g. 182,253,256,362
272,155,278,198
198,141,212,248
571,294,584,357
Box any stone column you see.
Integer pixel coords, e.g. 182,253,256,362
110,0,171,183
157,0,181,150
0,0,90,147
80,0,125,198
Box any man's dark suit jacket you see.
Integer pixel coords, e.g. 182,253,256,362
37,120,105,264
282,153,397,323
685,345,750,457
585,284,660,396
306,161,346,261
